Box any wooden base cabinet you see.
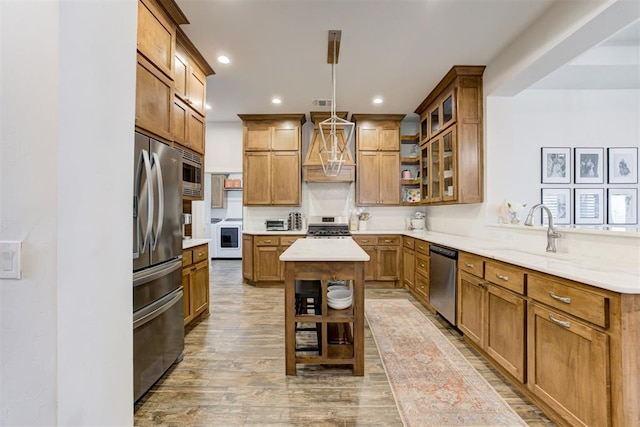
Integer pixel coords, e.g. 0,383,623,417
457,254,526,383
456,253,640,427
402,237,415,290
182,244,209,329
353,235,401,285
243,234,303,285
528,302,610,427
242,234,253,281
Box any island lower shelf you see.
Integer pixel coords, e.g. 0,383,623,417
283,260,365,376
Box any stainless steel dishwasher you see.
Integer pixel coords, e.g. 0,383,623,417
429,245,458,326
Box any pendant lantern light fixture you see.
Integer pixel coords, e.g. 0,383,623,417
319,30,355,176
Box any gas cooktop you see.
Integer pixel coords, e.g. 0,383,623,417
306,223,351,238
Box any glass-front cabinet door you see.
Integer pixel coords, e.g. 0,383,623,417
430,106,440,135
441,90,455,129
420,142,429,203
441,127,457,201
429,136,442,202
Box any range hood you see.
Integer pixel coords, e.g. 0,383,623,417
303,111,355,182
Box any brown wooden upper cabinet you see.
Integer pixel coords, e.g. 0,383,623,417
137,0,175,79
416,65,485,205
353,114,405,206
239,114,306,206
135,0,214,162
174,37,207,117
171,29,212,154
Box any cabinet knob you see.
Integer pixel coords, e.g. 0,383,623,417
465,263,474,268
198,252,204,257
496,274,509,281
419,263,425,268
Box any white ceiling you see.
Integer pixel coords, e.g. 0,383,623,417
175,0,639,123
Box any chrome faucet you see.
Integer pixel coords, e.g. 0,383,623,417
524,204,561,253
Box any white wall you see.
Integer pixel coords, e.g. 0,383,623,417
205,121,243,173
1,1,135,425
486,89,640,225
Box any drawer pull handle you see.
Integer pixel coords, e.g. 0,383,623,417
419,263,425,268
496,274,509,281
197,252,203,257
362,240,370,243
465,263,474,268
549,292,571,304
264,240,271,243
549,314,570,328
418,246,425,250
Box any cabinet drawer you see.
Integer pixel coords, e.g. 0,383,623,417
192,245,208,263
280,236,302,247
458,252,484,278
255,236,280,246
353,235,376,246
377,235,400,246
415,271,429,300
485,260,525,294
403,237,415,250
415,253,429,277
415,240,429,255
182,250,193,266
528,274,609,328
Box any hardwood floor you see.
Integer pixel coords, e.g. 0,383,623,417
134,260,554,426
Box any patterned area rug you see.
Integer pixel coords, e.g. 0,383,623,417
365,299,527,427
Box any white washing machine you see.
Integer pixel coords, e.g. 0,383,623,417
217,218,243,258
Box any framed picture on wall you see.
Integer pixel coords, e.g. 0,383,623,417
607,188,638,225
574,147,604,184
575,188,604,225
541,147,571,184
541,188,571,225
608,147,638,184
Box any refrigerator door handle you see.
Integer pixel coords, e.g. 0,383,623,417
151,152,165,250
133,287,183,329
133,257,183,287
135,149,154,255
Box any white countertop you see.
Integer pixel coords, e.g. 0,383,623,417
182,238,211,250
244,229,639,294
403,230,640,294
280,238,370,262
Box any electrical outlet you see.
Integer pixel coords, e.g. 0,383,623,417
0,241,22,279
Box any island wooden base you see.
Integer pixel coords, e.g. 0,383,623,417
284,260,365,376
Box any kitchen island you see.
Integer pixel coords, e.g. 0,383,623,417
280,238,369,375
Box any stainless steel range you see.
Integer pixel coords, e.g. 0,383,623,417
306,222,351,238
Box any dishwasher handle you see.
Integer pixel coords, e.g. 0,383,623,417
429,245,458,259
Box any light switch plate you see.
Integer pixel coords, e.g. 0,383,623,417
0,241,22,279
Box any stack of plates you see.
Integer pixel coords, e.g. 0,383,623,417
327,288,352,310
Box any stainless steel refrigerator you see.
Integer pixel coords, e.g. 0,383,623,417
132,132,184,403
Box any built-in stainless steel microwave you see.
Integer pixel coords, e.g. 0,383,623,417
175,146,203,198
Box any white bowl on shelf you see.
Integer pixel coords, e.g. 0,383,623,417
328,299,352,310
327,289,352,301
327,285,349,293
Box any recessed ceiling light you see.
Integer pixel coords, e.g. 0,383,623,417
205,104,212,110
373,97,384,105
271,97,282,104
217,55,230,64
